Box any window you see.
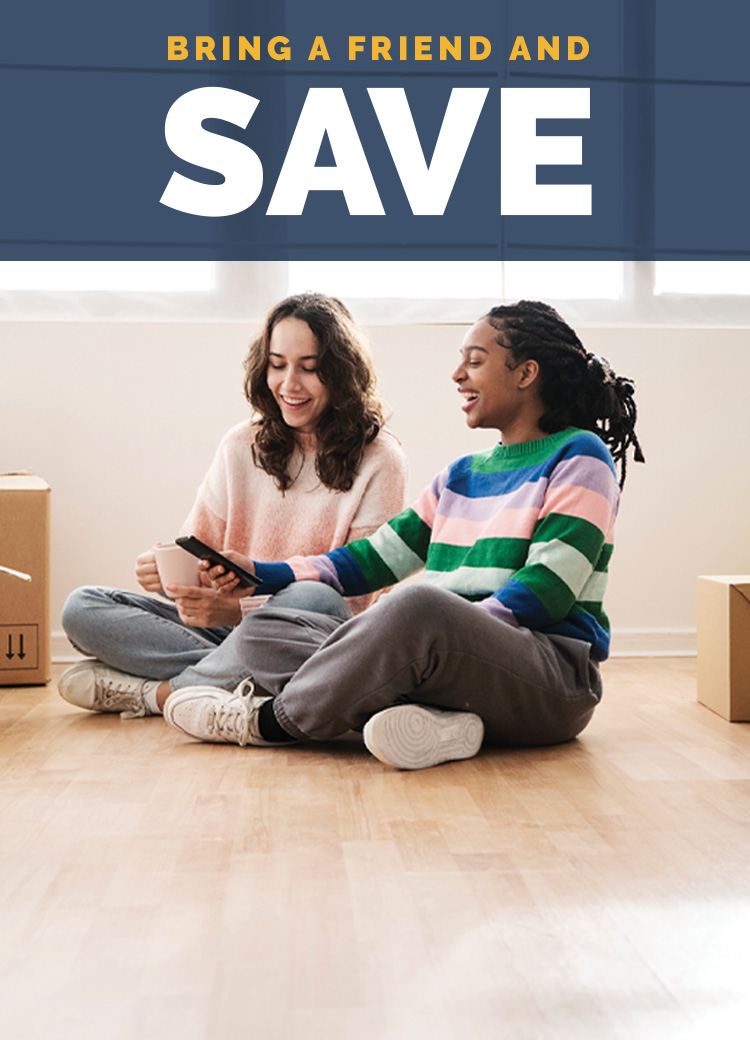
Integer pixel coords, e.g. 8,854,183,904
289,261,503,300
289,261,623,302
288,261,750,326
0,260,748,326
0,261,286,322
0,261,215,293
504,263,623,300
654,262,750,296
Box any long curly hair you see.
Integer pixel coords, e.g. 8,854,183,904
244,293,385,492
484,300,645,488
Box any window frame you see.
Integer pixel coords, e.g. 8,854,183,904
0,260,748,327
288,262,750,327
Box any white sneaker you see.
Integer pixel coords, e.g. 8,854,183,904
58,660,157,718
164,678,293,747
363,704,484,770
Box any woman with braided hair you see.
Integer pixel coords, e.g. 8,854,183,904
485,300,644,488
164,300,645,771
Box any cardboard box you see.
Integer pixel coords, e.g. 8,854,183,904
696,575,750,722
0,473,51,686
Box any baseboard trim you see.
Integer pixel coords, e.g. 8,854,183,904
610,628,696,658
52,631,85,664
53,627,699,664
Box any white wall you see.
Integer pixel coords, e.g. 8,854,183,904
3,319,750,657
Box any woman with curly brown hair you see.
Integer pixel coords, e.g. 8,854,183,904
57,293,408,721
246,293,387,494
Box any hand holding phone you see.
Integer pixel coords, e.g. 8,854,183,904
175,536,262,588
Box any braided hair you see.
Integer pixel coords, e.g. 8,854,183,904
484,300,645,488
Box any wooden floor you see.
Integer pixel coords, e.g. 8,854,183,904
1,659,750,1040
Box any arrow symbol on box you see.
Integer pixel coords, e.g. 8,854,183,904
18,634,25,660
6,635,13,660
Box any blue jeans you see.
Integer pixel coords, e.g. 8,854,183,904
61,582,353,693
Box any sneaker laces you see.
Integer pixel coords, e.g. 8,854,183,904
205,678,257,746
93,678,147,718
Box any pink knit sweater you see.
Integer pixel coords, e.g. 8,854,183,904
180,420,409,614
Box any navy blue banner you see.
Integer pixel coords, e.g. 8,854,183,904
1,0,748,259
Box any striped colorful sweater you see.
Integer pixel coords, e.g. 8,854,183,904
253,428,620,660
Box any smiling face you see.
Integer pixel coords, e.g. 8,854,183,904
266,316,331,436
452,320,545,443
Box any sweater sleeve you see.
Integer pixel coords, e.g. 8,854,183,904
252,468,444,597
341,430,410,611
479,446,619,631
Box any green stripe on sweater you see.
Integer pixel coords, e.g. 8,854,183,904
533,513,606,564
470,428,581,473
426,538,529,573
347,540,398,589
388,509,432,560
519,565,577,619
365,520,426,580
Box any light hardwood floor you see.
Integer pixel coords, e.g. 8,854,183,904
1,659,749,1040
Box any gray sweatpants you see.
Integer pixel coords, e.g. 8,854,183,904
236,582,603,747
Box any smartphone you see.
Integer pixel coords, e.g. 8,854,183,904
175,535,263,588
